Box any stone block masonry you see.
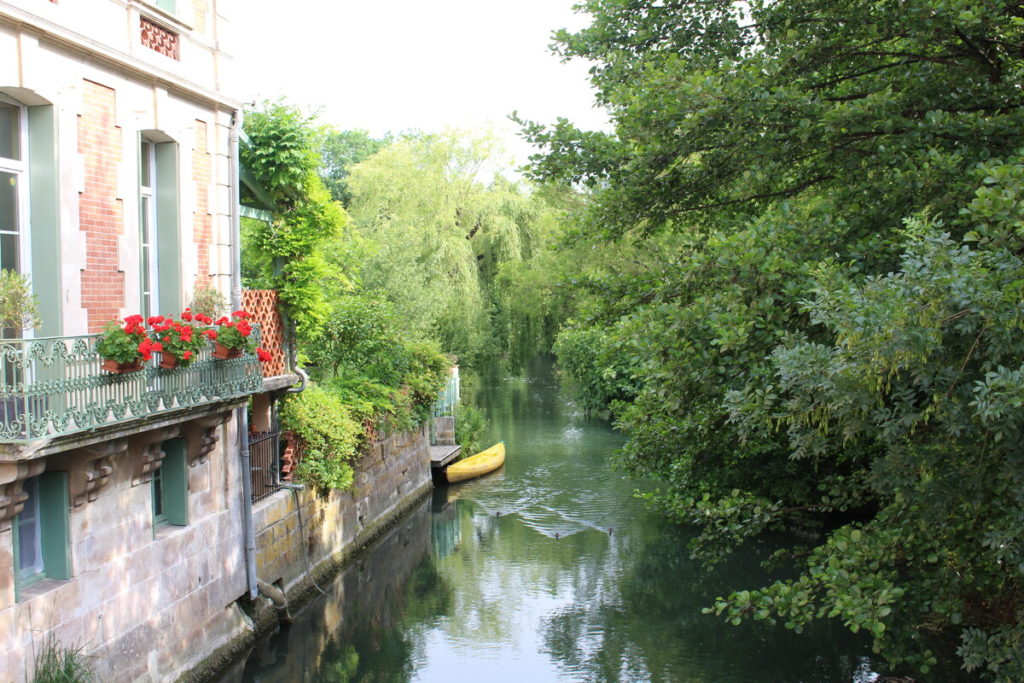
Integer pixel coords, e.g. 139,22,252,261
183,423,435,682
253,424,433,596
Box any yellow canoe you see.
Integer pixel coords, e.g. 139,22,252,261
445,441,505,483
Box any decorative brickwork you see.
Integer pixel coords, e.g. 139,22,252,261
280,431,300,482
192,119,212,287
140,16,179,60
78,80,126,333
242,289,287,377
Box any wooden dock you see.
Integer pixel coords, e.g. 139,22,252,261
429,444,461,469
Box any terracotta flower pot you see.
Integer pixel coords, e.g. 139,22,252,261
158,353,179,369
102,358,143,374
212,342,243,360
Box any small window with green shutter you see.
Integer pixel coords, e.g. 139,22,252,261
155,0,177,14
13,471,72,599
153,437,188,530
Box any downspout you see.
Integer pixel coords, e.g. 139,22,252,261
230,108,258,600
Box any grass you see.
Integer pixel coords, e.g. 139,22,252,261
30,635,94,683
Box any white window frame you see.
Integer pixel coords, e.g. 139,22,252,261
140,138,159,319
0,95,31,281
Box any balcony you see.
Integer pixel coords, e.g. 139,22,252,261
0,331,263,449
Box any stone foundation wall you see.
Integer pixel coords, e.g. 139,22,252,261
0,413,250,682
253,423,433,596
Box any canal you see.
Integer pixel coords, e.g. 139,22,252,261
230,356,881,682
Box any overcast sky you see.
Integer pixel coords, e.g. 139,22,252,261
227,0,609,167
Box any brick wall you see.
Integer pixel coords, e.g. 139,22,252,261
193,119,211,287
78,80,125,333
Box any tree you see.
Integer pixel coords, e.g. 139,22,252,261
319,128,391,207
522,1,1024,678
240,101,350,335
345,131,565,366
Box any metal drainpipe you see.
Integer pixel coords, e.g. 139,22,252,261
229,108,258,601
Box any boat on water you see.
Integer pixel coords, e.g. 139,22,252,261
445,441,505,483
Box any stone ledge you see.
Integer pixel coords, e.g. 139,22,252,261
261,374,300,392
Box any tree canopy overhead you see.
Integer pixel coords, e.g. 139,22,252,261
524,0,1024,238
522,1,1024,679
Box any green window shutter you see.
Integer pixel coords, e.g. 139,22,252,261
156,0,177,13
161,438,188,526
38,471,71,580
154,142,180,315
27,105,61,336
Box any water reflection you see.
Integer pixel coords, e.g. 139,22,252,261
232,356,881,682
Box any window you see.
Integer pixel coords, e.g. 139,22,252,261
139,139,157,318
138,135,180,317
155,0,176,13
0,92,61,337
152,437,188,529
0,97,27,275
13,471,71,598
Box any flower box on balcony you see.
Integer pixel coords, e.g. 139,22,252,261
212,343,243,360
101,358,144,374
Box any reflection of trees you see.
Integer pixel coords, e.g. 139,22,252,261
539,521,880,682
238,498,439,683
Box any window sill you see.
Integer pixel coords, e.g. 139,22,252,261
17,576,66,602
153,521,186,541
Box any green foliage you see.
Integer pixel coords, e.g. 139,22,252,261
524,0,1024,678
553,325,637,414
319,128,391,206
31,635,94,683
280,386,362,491
305,294,400,379
189,286,225,320
95,317,147,364
324,338,449,437
346,131,568,366
241,101,351,335
0,269,40,334
454,403,487,455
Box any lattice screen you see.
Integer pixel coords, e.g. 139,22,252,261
242,290,286,378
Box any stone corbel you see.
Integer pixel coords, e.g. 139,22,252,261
182,411,229,468
0,459,47,531
131,426,182,486
69,439,126,507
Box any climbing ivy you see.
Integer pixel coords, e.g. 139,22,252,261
240,101,349,335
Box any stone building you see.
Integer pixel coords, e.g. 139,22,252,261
0,1,285,679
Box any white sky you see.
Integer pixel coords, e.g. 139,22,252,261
226,0,609,168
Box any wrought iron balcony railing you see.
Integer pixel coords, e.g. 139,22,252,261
0,330,263,443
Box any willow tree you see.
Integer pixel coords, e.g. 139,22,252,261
345,131,563,365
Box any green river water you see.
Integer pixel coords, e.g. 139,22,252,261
230,356,882,682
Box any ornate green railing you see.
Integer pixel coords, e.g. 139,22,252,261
0,330,263,442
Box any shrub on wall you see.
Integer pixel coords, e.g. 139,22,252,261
279,386,362,491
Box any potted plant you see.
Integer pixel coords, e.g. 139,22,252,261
207,310,256,359
96,315,159,373
148,312,209,369
0,269,41,339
